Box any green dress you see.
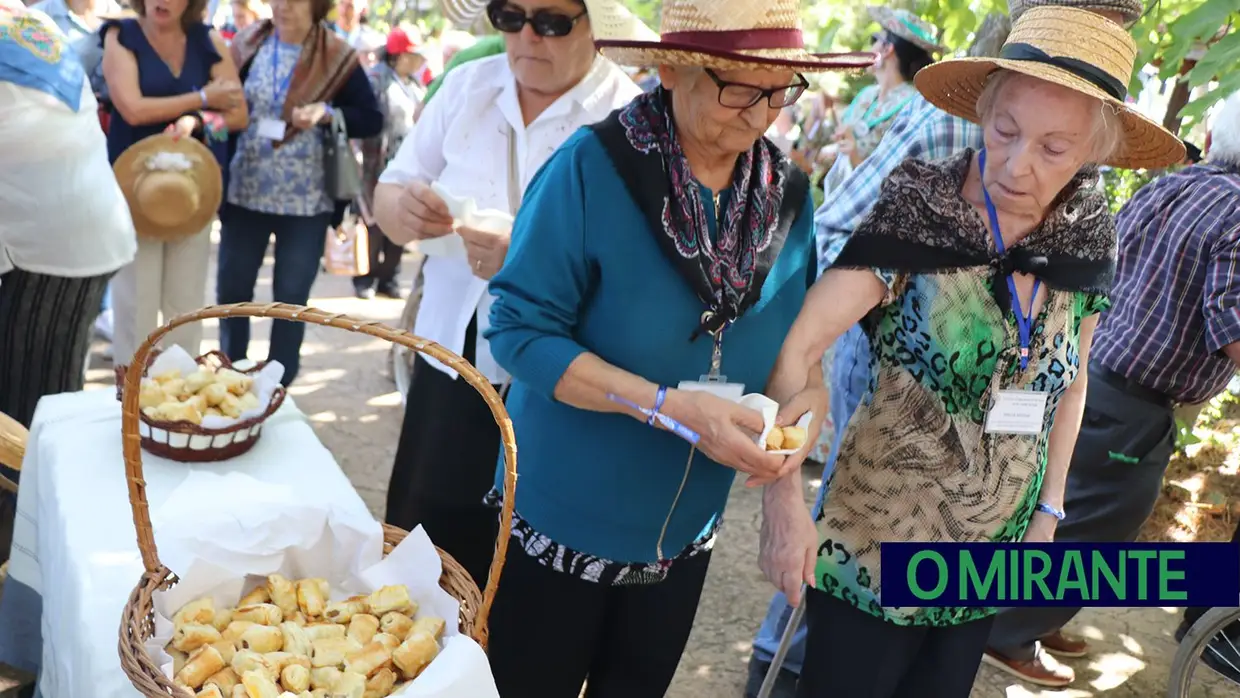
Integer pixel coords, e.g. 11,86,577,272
818,151,1115,627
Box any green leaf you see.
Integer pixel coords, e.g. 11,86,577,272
1168,0,1239,40
1189,30,1240,87
1179,71,1240,122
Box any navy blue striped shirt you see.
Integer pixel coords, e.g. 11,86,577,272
1092,162,1240,403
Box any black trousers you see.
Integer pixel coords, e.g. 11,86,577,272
487,543,713,698
353,222,404,288
988,364,1176,660
797,590,994,698
384,315,500,589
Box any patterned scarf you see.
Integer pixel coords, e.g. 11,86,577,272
592,87,808,339
230,19,357,147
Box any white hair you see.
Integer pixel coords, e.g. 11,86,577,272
975,69,1123,165
1209,90,1240,166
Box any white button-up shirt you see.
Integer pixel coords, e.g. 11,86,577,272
379,52,641,384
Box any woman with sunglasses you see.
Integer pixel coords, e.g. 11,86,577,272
372,0,642,592
472,0,870,694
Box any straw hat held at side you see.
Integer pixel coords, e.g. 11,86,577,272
915,5,1184,168
112,133,223,241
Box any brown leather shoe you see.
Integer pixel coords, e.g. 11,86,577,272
982,648,1075,688
1041,630,1090,658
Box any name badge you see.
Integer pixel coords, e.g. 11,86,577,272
257,118,286,141
984,390,1049,435
678,377,745,403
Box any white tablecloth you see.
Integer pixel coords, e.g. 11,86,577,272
1,389,372,698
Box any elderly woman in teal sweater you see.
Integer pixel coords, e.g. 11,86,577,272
479,0,870,694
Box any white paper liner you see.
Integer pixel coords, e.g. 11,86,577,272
144,471,499,697
419,182,514,259
738,393,814,455
143,345,285,430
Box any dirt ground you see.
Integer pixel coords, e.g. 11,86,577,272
83,239,1239,698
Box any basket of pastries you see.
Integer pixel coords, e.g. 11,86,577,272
118,303,518,698
115,349,287,462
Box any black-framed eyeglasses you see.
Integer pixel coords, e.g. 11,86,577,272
704,69,809,109
487,3,587,37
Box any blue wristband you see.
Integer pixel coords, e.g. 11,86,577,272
647,385,667,426
1036,502,1066,521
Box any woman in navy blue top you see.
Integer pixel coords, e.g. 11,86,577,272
216,0,381,386
101,0,248,364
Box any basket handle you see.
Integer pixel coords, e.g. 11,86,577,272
121,302,517,642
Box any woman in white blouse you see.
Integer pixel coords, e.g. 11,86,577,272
372,0,642,588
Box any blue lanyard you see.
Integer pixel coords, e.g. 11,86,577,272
271,33,295,107
978,148,1041,372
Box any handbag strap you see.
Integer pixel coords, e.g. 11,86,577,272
507,125,522,216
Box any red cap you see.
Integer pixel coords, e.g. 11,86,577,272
386,28,416,55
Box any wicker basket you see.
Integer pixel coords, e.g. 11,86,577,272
114,350,287,463
117,302,517,698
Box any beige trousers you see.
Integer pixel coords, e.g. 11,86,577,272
112,226,212,365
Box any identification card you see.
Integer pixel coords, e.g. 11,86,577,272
257,118,286,141
678,377,745,403
984,390,1049,435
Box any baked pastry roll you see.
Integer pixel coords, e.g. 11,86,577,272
210,640,236,665
197,685,225,698
282,664,311,693
297,579,328,619
346,614,379,645
241,669,281,698
240,587,271,607
304,624,346,642
153,368,183,384
264,652,311,672
376,614,411,641
155,399,202,425
281,621,313,657
176,644,226,689
139,381,169,410
311,637,360,668
213,609,235,633
287,612,308,626
173,623,223,653
309,667,342,691
235,604,284,626
142,406,159,419
409,617,445,641
329,672,365,698
231,686,247,698
239,392,261,412
764,427,784,451
362,668,396,698
781,425,808,450
239,625,283,653
231,650,278,680
324,597,368,625
343,640,392,678
162,378,192,401
170,595,214,626
371,634,399,652
223,621,258,645
266,575,298,617
204,667,240,695
201,382,230,408
185,368,216,395
365,586,412,617
391,631,438,680
219,393,243,419
217,368,253,396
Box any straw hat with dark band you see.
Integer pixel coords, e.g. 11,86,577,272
868,6,945,55
913,6,1184,170
113,134,222,241
596,0,873,71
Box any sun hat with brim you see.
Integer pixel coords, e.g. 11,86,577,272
1009,0,1145,25
113,134,222,241
913,6,1184,170
596,0,874,72
868,6,945,55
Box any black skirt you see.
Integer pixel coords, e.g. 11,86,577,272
385,314,502,589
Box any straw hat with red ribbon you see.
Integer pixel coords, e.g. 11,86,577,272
595,0,874,72
913,6,1184,170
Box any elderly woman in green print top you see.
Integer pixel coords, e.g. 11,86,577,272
758,8,1185,697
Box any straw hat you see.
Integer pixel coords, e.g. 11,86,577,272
113,134,222,241
1009,0,1145,25
868,6,945,55
913,6,1184,169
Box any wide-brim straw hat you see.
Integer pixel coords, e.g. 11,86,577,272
1009,0,1145,25
596,0,874,72
868,6,945,55
113,134,222,241
913,6,1184,170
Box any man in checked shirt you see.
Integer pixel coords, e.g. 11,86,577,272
746,0,1143,694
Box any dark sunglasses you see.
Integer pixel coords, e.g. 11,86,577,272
487,4,587,37
704,69,809,110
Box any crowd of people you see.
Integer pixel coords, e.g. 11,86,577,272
2,0,1238,695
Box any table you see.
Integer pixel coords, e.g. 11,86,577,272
0,389,373,698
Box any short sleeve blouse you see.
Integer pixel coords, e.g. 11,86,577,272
102,18,223,165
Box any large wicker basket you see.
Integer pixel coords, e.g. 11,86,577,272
117,303,518,698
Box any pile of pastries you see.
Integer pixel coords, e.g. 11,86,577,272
139,366,261,425
763,425,808,452
167,575,445,698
